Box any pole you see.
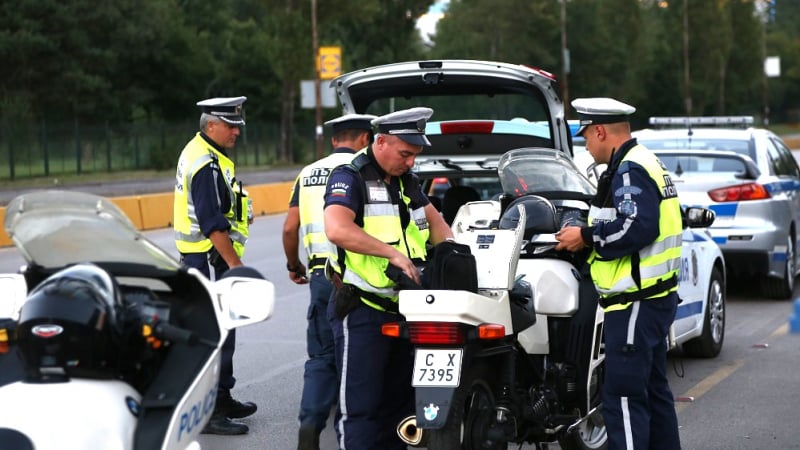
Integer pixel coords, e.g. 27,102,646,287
560,0,569,111
761,9,769,127
682,0,692,116
311,0,324,159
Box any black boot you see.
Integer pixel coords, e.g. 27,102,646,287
297,426,321,450
216,390,257,419
201,414,249,435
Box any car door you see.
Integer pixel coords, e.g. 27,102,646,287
767,136,800,259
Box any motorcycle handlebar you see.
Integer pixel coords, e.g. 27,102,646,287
152,321,217,348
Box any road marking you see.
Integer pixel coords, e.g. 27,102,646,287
675,358,745,414
769,322,788,338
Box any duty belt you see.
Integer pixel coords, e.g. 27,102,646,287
598,274,678,309
329,268,399,314
308,257,329,271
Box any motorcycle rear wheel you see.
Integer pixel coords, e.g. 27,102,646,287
426,366,505,450
557,407,607,450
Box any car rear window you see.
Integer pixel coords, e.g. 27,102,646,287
657,155,747,174
639,138,756,161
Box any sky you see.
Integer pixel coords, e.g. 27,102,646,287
416,0,450,44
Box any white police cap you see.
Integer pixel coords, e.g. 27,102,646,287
324,113,378,133
197,96,247,126
571,97,636,136
372,107,434,147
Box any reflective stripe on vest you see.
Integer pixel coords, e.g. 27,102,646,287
588,145,682,312
297,151,358,269
174,133,249,256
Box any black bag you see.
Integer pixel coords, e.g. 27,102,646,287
425,241,478,292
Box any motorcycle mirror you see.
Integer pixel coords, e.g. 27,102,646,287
684,207,716,228
214,277,276,330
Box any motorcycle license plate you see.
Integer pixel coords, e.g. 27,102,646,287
412,349,462,387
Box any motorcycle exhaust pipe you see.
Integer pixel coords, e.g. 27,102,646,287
397,415,428,447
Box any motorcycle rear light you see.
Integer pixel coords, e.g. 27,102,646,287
708,183,770,202
407,322,465,345
381,322,402,338
440,121,494,134
477,324,506,340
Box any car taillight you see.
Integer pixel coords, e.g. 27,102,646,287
440,121,494,134
407,322,465,345
708,183,770,202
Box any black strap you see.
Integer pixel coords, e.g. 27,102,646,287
599,274,678,309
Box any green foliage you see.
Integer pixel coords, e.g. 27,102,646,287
0,0,799,180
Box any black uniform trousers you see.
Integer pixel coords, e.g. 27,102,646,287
602,291,681,450
181,252,237,393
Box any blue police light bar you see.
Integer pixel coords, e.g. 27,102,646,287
649,116,754,127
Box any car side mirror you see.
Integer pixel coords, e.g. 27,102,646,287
684,207,716,228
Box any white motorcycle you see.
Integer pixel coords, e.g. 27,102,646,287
388,148,715,449
0,191,275,450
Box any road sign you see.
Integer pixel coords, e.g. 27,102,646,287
318,46,342,80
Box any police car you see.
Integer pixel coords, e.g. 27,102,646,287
332,59,726,357
633,116,800,299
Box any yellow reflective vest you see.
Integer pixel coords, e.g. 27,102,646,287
588,144,682,312
335,153,430,311
294,149,361,270
174,133,249,257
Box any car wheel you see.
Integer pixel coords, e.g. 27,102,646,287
683,267,725,358
762,234,795,300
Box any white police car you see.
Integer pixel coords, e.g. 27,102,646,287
634,116,800,299
332,59,726,357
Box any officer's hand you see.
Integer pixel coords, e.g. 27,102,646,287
388,252,421,285
289,264,309,284
554,226,586,253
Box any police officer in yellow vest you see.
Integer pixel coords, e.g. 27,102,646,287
281,113,376,450
323,107,453,450
555,98,682,450
173,96,255,436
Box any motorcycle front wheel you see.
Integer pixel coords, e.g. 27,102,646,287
426,366,505,450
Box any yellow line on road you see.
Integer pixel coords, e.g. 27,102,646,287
675,322,790,414
675,358,745,414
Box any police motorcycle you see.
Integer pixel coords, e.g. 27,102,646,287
0,191,275,450
382,148,606,450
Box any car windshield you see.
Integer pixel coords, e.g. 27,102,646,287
497,148,596,196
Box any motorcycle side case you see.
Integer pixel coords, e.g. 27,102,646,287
0,379,143,450
399,289,513,330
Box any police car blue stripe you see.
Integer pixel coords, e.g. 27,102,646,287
709,203,737,217
674,298,703,320
764,179,800,194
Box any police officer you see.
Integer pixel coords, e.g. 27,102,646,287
323,107,454,450
555,97,682,449
281,113,377,450
173,96,256,435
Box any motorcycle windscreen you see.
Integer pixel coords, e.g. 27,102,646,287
3,190,180,271
498,147,596,196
